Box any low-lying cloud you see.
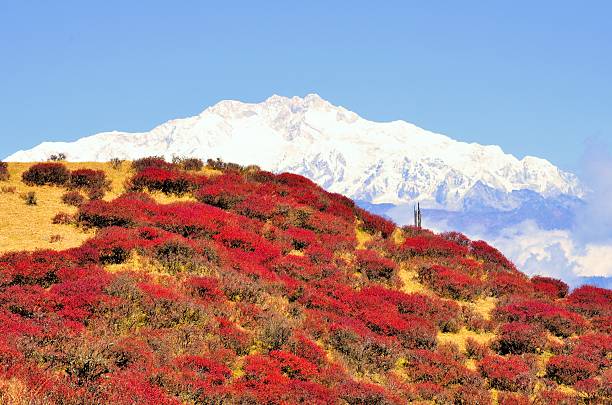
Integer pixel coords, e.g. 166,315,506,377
390,139,612,288
482,140,612,287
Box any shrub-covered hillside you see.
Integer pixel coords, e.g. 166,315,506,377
0,158,609,404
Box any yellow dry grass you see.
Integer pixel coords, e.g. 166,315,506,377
0,377,30,405
466,296,498,321
0,162,221,254
355,224,373,249
397,262,429,294
0,163,101,254
391,228,405,245
437,327,496,353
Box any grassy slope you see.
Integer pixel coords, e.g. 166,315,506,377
0,162,218,253
0,162,598,403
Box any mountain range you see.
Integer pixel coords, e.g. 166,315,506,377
5,94,584,221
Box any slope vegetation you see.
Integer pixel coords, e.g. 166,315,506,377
0,158,609,404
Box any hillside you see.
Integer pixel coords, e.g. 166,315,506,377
0,158,609,404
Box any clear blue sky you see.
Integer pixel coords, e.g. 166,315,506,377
1,1,610,171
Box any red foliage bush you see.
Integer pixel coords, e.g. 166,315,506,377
129,168,199,196
69,168,109,191
337,381,400,405
285,226,317,250
179,157,204,171
195,173,251,209
567,285,612,318
531,275,569,299
465,337,490,360
546,354,597,385
398,235,469,258
22,162,70,186
486,271,531,297
356,208,396,238
470,240,516,271
493,322,546,354
453,385,492,405
3,158,611,403
494,299,587,337
0,249,72,287
131,156,173,172
354,249,397,281
497,392,530,405
570,333,612,369
186,276,224,301
52,212,73,225
62,190,85,206
479,355,533,392
418,265,482,300
403,349,475,386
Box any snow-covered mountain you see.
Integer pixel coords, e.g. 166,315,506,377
5,94,584,211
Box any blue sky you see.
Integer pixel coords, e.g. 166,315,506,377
1,1,610,172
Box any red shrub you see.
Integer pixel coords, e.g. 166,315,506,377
479,355,533,392
285,227,317,250
172,355,231,386
337,381,400,405
362,286,461,332
453,385,492,405
403,349,474,386
195,173,251,209
470,240,516,271
531,275,569,298
101,371,180,405
129,167,198,196
131,156,173,172
356,208,396,238
567,285,612,317
546,354,597,385
497,392,530,405
287,333,327,366
493,322,546,354
494,299,587,337
354,249,397,281
52,212,73,225
465,337,490,360
179,157,204,171
62,190,85,206
570,333,612,369
0,249,72,287
440,231,471,247
186,276,224,301
22,162,70,186
398,235,468,258
418,265,482,300
213,226,280,264
69,168,109,190
486,271,531,297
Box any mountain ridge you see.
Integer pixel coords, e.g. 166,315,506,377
5,94,584,211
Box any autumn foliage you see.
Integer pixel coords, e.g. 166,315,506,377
0,157,609,404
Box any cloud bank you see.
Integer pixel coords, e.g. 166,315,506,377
388,139,612,288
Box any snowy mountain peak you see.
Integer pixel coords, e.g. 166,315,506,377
4,94,584,210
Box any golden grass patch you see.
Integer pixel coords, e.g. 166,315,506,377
0,163,99,253
0,162,222,254
355,225,373,249
437,327,496,352
397,263,429,294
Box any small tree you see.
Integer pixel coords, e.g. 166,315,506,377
0,162,9,181
21,191,37,205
